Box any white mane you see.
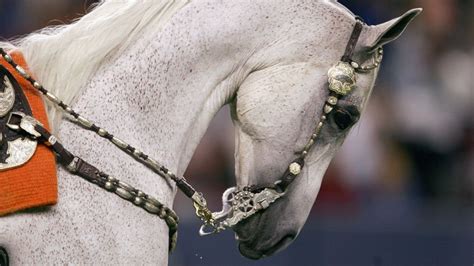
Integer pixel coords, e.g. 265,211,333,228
0,0,189,131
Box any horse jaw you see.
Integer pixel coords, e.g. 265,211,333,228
233,142,339,259
229,4,420,259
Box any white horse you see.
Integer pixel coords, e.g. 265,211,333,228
0,0,420,264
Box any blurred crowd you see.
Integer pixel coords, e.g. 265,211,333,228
329,0,473,207
0,0,472,264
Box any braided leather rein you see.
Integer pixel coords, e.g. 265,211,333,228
0,17,382,251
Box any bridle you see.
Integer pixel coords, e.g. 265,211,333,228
198,18,383,235
0,17,382,252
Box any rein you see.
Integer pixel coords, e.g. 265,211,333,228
0,17,382,252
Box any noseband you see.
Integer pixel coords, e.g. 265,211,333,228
0,17,382,251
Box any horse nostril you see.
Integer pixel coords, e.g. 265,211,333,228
0,246,9,266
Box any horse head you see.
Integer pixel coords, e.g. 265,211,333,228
230,3,421,259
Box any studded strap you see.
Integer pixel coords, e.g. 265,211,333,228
6,112,179,251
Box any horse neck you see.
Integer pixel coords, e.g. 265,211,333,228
49,1,259,191
29,0,346,200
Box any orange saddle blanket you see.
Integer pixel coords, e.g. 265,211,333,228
0,51,58,216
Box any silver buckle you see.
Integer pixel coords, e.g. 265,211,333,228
6,112,43,138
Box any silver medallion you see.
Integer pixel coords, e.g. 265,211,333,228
0,137,37,171
0,76,15,117
327,62,356,96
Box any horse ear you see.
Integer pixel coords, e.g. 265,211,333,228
368,8,422,51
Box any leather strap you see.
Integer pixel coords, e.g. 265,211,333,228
6,113,179,252
341,20,364,63
249,20,364,195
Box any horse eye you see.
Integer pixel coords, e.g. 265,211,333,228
332,105,360,130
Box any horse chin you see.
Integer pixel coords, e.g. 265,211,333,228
238,234,295,260
233,211,296,260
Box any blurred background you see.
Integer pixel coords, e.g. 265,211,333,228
1,0,472,265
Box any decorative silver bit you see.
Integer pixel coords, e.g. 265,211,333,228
224,188,284,228
199,187,285,236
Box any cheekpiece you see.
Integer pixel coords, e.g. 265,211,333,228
327,62,356,96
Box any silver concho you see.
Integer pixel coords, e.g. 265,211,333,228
0,76,15,117
327,62,356,96
0,137,37,171
289,162,301,175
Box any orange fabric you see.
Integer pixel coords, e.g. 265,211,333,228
0,51,58,216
